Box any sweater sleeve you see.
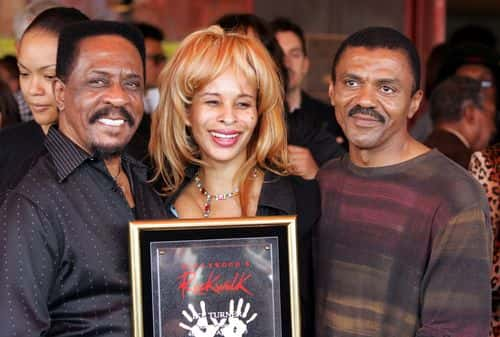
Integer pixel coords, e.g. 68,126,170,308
416,205,492,337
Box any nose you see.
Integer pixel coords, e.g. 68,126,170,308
356,85,377,108
26,75,45,96
217,103,237,125
103,82,130,107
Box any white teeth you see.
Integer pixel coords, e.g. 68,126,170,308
99,118,125,126
210,132,238,139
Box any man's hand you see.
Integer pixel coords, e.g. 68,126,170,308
179,301,226,337
287,145,319,180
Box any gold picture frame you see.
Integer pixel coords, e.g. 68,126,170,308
129,215,300,337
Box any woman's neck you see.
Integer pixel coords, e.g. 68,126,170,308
40,123,53,135
198,163,240,195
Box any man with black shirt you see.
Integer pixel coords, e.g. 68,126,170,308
0,21,166,337
272,17,347,159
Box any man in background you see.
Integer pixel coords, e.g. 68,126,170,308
133,22,166,114
425,76,496,168
271,17,346,148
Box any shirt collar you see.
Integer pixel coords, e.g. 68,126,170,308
45,127,148,183
45,127,92,182
440,127,471,148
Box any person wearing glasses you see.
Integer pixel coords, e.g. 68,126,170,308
133,22,166,115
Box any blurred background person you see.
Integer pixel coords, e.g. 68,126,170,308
216,13,344,180
0,6,88,205
0,79,20,128
470,143,500,337
126,22,167,163
150,25,319,337
133,22,166,115
425,76,497,168
0,55,30,122
271,17,346,149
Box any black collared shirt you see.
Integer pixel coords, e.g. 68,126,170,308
0,127,167,337
287,91,347,163
0,120,46,205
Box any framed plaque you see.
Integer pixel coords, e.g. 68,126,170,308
129,215,300,337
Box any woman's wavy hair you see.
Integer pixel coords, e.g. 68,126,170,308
150,25,288,201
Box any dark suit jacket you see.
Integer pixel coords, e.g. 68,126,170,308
424,129,473,168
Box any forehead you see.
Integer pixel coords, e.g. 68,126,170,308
144,37,162,52
275,31,302,49
18,30,58,65
74,35,143,74
456,64,493,80
336,47,413,80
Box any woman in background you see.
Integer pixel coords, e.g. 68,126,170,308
150,25,319,337
470,143,500,337
0,79,20,128
0,7,88,204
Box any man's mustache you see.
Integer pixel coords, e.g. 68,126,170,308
89,106,135,127
348,105,386,123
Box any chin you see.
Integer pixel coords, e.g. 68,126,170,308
91,143,127,159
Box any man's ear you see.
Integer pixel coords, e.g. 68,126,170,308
328,82,335,107
53,78,66,112
462,102,478,124
408,89,423,119
302,55,310,75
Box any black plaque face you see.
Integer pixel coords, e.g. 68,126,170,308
150,237,281,337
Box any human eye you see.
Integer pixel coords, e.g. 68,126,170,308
19,71,29,78
236,100,254,109
44,74,56,81
380,85,396,94
204,99,220,106
344,78,359,88
88,77,108,87
124,79,142,90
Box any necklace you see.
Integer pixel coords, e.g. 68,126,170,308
194,173,239,218
111,162,123,191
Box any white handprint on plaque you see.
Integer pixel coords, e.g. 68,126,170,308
219,298,258,337
179,301,226,337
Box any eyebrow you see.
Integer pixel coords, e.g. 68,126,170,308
200,92,255,98
17,62,56,71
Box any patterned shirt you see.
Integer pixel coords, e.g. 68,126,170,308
0,127,167,337
13,90,32,122
316,150,492,337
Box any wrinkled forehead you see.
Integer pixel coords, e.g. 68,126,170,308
72,35,144,76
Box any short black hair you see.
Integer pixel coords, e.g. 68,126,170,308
430,76,484,124
23,7,89,37
450,24,497,49
133,22,164,42
270,17,307,56
0,55,19,79
331,26,421,94
56,20,146,82
437,43,500,85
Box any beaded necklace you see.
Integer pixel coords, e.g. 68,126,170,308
194,173,239,217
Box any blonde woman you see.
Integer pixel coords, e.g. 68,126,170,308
150,25,319,336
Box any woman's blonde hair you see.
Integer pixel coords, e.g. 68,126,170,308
150,25,288,200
